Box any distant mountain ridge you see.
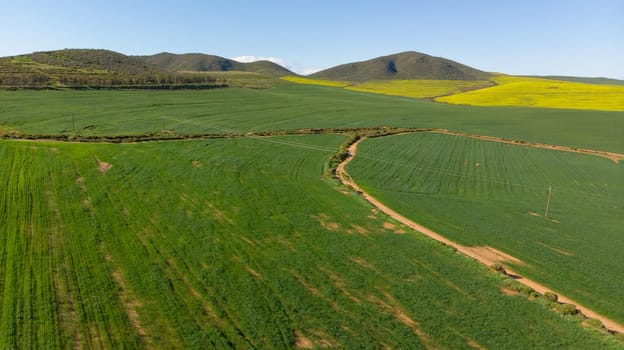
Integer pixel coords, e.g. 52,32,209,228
139,52,296,77
1,49,503,88
310,51,492,82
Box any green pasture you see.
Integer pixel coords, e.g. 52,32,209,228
0,136,620,348
347,132,624,324
1,84,623,153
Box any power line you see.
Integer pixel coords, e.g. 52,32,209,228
545,185,553,217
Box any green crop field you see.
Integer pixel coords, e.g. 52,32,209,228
2,1,621,347
346,132,624,324
0,136,621,349
1,85,624,153
1,83,624,348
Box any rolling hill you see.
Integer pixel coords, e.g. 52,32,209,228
139,52,296,77
310,51,493,82
0,49,220,88
24,49,164,74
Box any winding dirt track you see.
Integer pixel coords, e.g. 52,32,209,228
337,138,624,334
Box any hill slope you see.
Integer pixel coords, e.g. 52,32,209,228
310,51,492,82
139,52,295,77
26,49,164,74
0,49,220,88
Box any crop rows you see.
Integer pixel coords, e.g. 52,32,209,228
0,143,140,348
0,136,621,348
347,132,624,324
2,85,623,154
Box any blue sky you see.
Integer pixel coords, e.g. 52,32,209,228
2,0,623,77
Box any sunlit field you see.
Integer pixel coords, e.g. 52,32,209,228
346,79,492,99
437,75,624,111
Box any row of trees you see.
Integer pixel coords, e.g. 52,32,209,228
0,73,51,86
56,73,220,86
0,72,223,88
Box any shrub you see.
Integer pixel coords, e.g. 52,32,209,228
490,263,507,275
557,303,579,316
544,292,558,302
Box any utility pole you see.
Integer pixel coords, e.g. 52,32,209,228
544,185,552,218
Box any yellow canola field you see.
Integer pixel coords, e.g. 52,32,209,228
345,80,492,99
436,75,624,111
283,76,492,98
281,75,351,87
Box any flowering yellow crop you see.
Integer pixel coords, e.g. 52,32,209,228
283,76,492,99
345,80,492,99
436,75,624,111
281,75,351,87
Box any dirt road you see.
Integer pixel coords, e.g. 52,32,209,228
338,138,624,334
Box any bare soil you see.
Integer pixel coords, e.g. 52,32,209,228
294,332,314,349
110,269,149,341
500,288,521,296
95,156,112,173
312,213,340,231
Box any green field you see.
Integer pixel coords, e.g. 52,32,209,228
1,84,624,348
1,85,624,153
182,71,280,89
1,136,621,349
347,132,624,324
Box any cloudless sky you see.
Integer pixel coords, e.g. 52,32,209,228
2,0,622,77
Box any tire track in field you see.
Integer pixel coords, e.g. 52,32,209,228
338,137,624,334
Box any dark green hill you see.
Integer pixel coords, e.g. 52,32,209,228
139,52,295,77
310,51,492,82
27,49,164,74
0,49,220,89
138,53,236,72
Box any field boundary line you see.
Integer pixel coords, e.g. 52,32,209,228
2,123,623,164
430,129,624,164
337,137,624,334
